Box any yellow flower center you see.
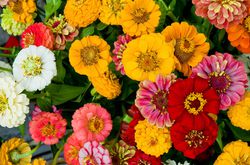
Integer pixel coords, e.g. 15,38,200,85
109,0,124,13
81,46,100,66
68,146,79,160
0,91,8,113
185,130,207,148
88,116,104,133
137,51,159,72
132,8,149,24
175,38,195,63
10,0,23,14
208,71,231,93
41,124,57,137
184,92,207,115
244,16,250,32
22,56,43,76
23,33,35,47
82,156,98,165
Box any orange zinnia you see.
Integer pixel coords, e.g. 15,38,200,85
227,8,250,53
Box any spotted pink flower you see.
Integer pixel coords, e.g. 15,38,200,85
135,74,176,127
71,103,112,142
29,112,67,145
192,0,249,29
191,52,248,110
78,141,111,165
112,34,132,75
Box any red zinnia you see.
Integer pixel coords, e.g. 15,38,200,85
168,77,219,123
128,150,161,165
170,117,218,159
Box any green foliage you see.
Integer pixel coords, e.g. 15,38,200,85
225,120,250,141
44,0,62,20
80,25,95,38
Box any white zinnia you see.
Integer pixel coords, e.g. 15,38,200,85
13,45,57,92
164,160,190,165
0,76,29,128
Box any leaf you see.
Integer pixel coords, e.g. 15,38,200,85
216,122,225,151
80,25,95,38
44,0,62,20
96,22,108,31
36,95,52,111
169,0,176,10
53,51,66,83
46,84,88,105
156,0,168,32
225,119,250,141
18,124,26,138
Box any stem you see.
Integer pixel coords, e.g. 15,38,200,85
0,67,12,72
52,145,64,165
167,11,178,22
0,47,14,51
0,53,16,58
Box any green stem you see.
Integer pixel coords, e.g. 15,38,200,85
0,47,14,51
0,67,12,72
0,53,16,58
167,11,178,22
52,145,64,165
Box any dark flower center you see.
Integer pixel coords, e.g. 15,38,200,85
174,38,195,63
209,71,231,93
132,8,150,24
151,90,168,113
81,46,100,66
185,130,207,148
137,51,159,72
184,92,207,115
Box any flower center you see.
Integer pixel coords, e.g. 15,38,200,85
137,51,159,72
0,91,8,113
174,38,195,63
139,160,151,165
132,8,149,24
81,46,100,66
82,156,98,165
184,92,207,115
244,16,250,32
22,56,43,77
151,90,168,113
10,0,23,14
234,156,250,165
88,117,104,133
185,130,207,148
23,33,35,47
41,124,57,137
73,0,87,6
110,0,124,13
209,71,231,93
149,138,158,146
68,146,79,160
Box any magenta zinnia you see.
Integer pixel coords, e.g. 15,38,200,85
191,52,248,110
135,74,176,128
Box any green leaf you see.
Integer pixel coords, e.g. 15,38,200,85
169,0,176,10
216,122,225,151
36,95,52,111
225,119,250,141
156,0,168,32
46,84,88,105
80,25,95,38
44,0,62,20
53,51,66,83
18,124,26,138
96,22,108,31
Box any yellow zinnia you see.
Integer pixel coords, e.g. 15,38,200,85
69,35,112,77
120,0,161,36
0,138,32,165
32,158,46,165
122,33,175,82
89,71,121,100
8,0,36,24
99,0,130,25
228,91,250,131
64,0,101,27
214,141,250,164
135,119,171,157
161,22,210,76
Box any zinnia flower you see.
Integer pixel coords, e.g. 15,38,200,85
164,160,190,165
228,91,250,130
120,0,161,36
161,22,210,76
135,74,176,128
21,23,55,49
0,8,33,36
69,35,112,77
29,111,67,145
112,34,132,75
64,133,85,165
99,0,130,25
64,0,101,27
214,141,250,164
13,45,57,92
191,52,248,110
72,103,113,142
167,77,220,123
78,141,112,165
0,61,12,78
122,33,175,81
108,140,136,165
227,10,250,53
0,76,29,128
170,117,218,159
88,71,121,99
192,0,249,29
32,158,46,165
0,138,31,165
135,119,172,157
128,150,162,165
8,0,36,24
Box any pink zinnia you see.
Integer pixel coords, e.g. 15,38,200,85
29,112,67,145
191,52,248,110
135,74,176,127
21,23,55,49
64,133,85,165
78,141,112,165
112,34,132,75
32,105,62,118
71,103,113,142
192,0,249,29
